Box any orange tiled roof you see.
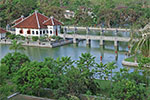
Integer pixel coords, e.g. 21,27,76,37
13,11,62,29
12,16,24,24
13,12,49,29
43,17,63,26
0,27,7,33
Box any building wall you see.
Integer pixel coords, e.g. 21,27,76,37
15,25,61,37
0,33,6,39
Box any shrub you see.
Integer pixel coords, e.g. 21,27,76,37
6,32,11,37
1,52,30,74
8,34,16,39
60,28,64,34
112,79,146,100
39,36,46,42
51,36,63,40
32,36,39,41
15,35,25,40
112,69,147,100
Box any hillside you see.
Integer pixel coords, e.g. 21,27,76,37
0,0,150,28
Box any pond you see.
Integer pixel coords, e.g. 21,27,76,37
0,39,134,72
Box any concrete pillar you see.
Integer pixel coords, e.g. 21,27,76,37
86,38,91,45
73,38,77,44
114,40,118,47
100,39,104,46
115,54,118,61
114,41,119,51
115,51,118,61
63,28,66,40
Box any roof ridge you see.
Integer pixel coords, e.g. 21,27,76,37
0,27,7,33
43,18,51,24
35,12,40,29
38,13,49,19
12,16,24,24
53,18,63,25
12,12,35,28
51,16,54,25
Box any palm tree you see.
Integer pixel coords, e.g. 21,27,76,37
130,24,150,57
9,40,25,52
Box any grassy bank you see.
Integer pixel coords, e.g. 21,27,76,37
124,54,142,63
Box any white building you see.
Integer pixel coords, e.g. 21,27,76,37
64,10,75,19
0,27,7,39
13,11,63,37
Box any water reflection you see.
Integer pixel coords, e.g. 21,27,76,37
0,40,134,72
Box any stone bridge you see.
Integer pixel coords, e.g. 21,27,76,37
63,26,130,32
59,34,131,47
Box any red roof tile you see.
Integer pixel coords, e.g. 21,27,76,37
43,17,63,26
0,27,7,33
13,11,63,29
12,16,24,24
13,12,49,29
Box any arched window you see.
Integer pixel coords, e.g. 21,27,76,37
50,31,52,34
27,30,31,34
20,29,23,34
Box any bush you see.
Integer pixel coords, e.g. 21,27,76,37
51,36,63,40
60,28,64,34
32,36,39,41
112,79,146,100
8,34,16,39
6,32,11,37
112,69,147,100
15,35,25,40
39,36,46,42
1,52,30,74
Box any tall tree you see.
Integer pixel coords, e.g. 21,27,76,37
9,40,25,52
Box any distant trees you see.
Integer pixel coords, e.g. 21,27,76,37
1,0,150,27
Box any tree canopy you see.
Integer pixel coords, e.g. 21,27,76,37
0,0,150,28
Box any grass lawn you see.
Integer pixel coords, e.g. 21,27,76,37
124,54,142,63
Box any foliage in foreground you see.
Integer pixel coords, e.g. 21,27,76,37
1,52,30,74
0,65,16,99
0,52,150,99
112,69,147,100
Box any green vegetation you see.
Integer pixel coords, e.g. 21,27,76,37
112,68,147,100
7,34,16,40
1,52,30,74
16,35,25,40
32,36,39,41
51,35,63,41
0,0,150,28
9,40,25,52
0,64,16,99
0,51,150,99
130,24,150,57
125,54,142,63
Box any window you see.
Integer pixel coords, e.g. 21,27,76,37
40,31,42,35
20,29,23,34
36,31,38,35
32,31,34,34
50,31,52,34
43,30,45,34
27,30,31,34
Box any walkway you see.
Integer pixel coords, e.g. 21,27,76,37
59,34,130,47
0,39,73,48
63,26,130,32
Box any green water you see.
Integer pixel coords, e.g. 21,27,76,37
0,39,134,72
